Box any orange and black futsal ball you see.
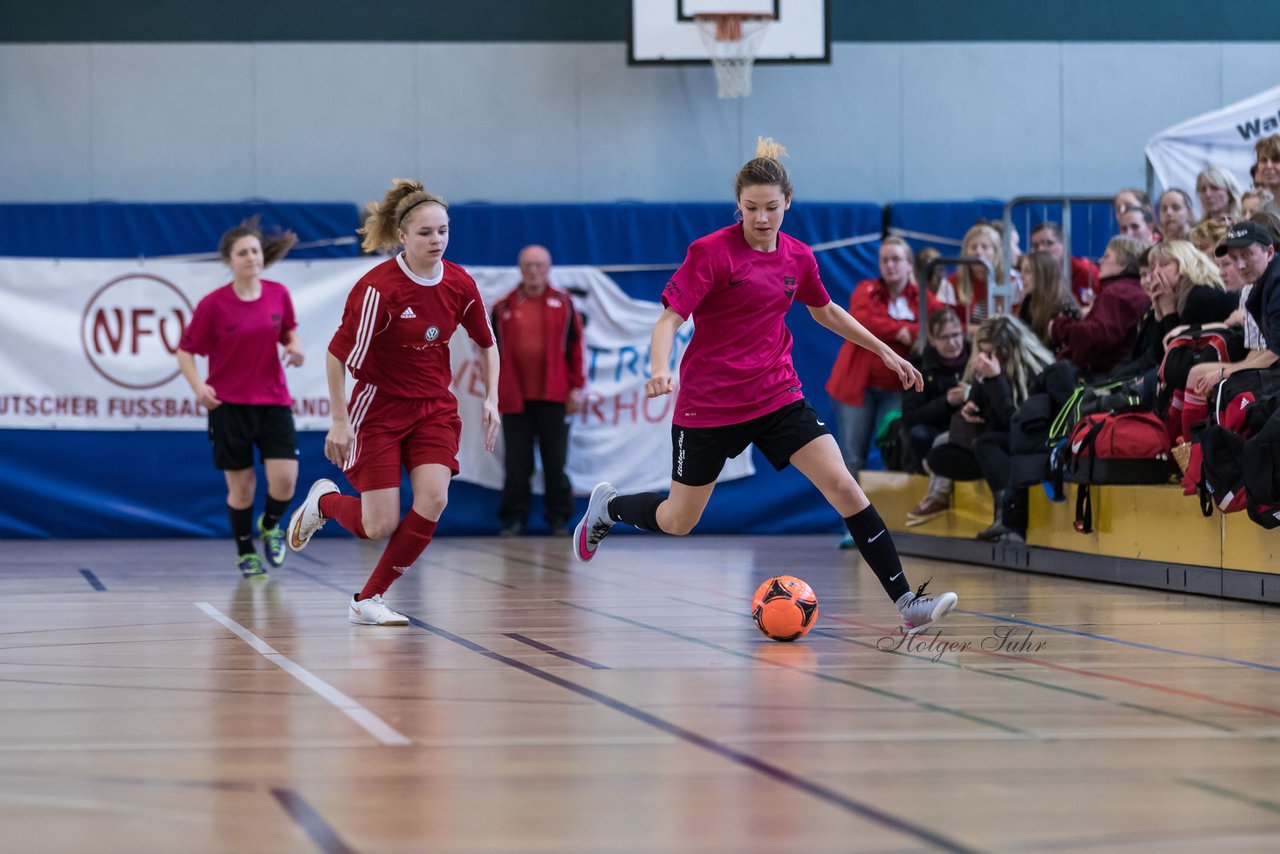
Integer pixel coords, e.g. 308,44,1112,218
750,575,819,642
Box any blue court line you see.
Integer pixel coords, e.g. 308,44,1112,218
282,564,985,852
503,632,610,669
78,569,106,591
956,609,1280,673
562,600,1028,736
271,788,356,854
406,614,984,854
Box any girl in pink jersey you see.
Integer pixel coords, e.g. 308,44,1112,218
572,139,959,635
177,219,302,580
287,180,501,626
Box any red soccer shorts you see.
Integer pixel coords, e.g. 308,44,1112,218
343,383,462,492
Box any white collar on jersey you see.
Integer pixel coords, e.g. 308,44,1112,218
396,253,445,286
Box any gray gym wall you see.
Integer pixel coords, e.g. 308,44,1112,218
3,1,1280,204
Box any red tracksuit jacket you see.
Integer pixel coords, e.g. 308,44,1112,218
490,285,585,415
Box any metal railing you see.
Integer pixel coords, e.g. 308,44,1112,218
919,255,998,346
1001,195,1113,290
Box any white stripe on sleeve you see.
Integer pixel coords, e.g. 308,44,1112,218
348,287,381,371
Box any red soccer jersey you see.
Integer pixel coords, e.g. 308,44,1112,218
328,255,494,399
661,224,831,427
178,279,297,406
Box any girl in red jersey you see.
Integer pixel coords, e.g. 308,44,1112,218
177,219,302,580
287,180,500,625
572,139,959,636
825,236,943,505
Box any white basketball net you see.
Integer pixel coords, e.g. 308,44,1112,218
694,14,771,99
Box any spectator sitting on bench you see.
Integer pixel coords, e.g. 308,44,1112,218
1048,235,1150,379
1118,205,1157,245
1147,240,1238,338
1030,220,1098,307
1184,221,1280,408
937,223,1008,327
1157,189,1196,242
1221,211,1280,342
1242,188,1274,219
927,315,1055,544
1253,134,1280,205
1113,187,1151,223
1107,247,1162,403
1016,250,1080,349
902,307,971,527
1196,166,1242,226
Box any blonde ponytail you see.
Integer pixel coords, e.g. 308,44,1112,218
358,178,448,254
735,137,794,199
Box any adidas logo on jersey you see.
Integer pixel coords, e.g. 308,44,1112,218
400,307,417,319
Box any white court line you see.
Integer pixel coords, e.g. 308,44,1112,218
194,602,411,746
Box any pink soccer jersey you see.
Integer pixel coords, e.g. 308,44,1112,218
661,224,830,427
179,279,297,406
327,255,494,400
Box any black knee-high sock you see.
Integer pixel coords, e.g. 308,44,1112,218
844,505,911,603
228,505,255,556
262,495,291,531
608,493,665,533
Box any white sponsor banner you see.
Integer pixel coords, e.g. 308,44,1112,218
0,257,370,429
1145,84,1280,197
0,258,752,494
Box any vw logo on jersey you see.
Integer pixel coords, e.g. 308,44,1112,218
424,326,440,342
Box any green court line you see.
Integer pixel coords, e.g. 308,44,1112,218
1179,778,1280,815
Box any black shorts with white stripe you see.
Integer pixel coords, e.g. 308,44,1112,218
670,399,830,487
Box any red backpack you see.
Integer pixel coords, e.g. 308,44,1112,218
1181,383,1254,509
1155,326,1246,418
1177,373,1280,522
1188,378,1280,525
1067,408,1176,532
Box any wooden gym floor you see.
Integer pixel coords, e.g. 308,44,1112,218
0,534,1277,853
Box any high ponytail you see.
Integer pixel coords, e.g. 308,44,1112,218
734,136,793,199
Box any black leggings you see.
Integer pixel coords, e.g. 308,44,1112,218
973,431,1012,494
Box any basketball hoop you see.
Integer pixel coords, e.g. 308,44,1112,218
694,13,771,99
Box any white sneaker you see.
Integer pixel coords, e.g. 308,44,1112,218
897,581,958,636
572,482,618,562
287,478,339,552
348,594,408,626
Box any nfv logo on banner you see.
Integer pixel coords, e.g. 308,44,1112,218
80,274,193,390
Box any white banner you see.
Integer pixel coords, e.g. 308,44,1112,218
0,258,752,494
1145,84,1280,196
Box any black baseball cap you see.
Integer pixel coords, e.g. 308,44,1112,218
1215,220,1274,255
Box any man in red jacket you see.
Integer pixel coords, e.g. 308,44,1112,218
491,245,586,536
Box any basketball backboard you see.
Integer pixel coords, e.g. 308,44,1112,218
629,0,830,64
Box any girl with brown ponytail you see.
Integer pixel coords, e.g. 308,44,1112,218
571,139,959,636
